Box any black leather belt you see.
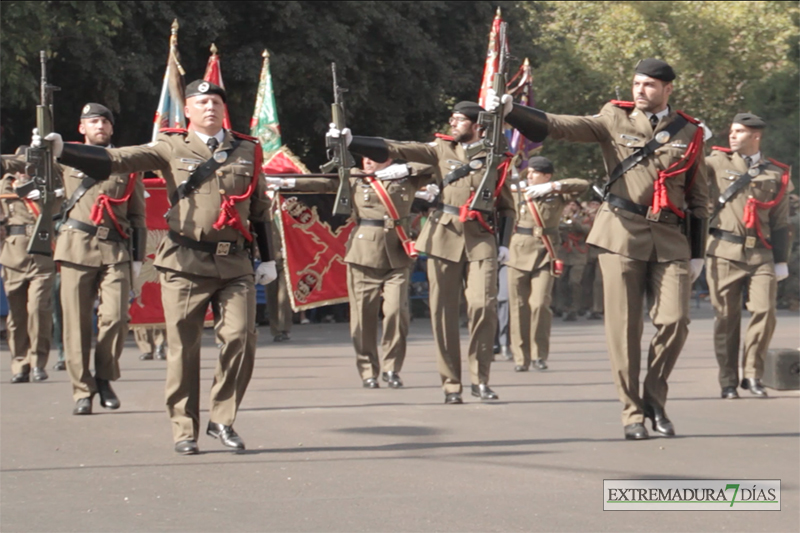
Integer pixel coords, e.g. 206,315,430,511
437,203,493,217
357,217,407,229
606,194,681,224
515,225,558,237
7,224,32,236
168,230,242,256
710,228,768,249
64,218,125,242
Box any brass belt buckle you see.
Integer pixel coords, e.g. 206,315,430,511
384,217,395,230
533,227,543,237
744,236,756,249
96,226,110,240
645,206,660,222
215,242,231,256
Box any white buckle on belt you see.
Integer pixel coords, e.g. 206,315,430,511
744,236,756,249
533,227,543,237
96,226,110,240
645,207,660,222
215,242,231,256
25,225,33,237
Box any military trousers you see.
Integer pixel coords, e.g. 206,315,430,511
581,257,604,314
508,263,554,367
2,264,54,375
428,255,497,394
347,263,410,380
159,269,256,443
555,263,585,314
495,264,510,349
706,256,776,388
598,253,691,426
267,259,293,337
133,326,166,355
61,261,130,401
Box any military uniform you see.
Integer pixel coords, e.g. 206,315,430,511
287,166,432,385
555,209,589,319
349,136,515,397
56,159,145,402
507,91,709,431
705,147,791,393
0,167,59,380
60,126,271,445
133,326,166,359
507,178,589,369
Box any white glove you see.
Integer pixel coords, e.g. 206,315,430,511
524,182,556,199
132,261,142,280
265,177,295,189
498,246,510,264
775,262,789,282
375,164,410,181
414,183,440,203
690,258,705,283
255,260,278,285
26,189,41,201
327,123,352,147
31,129,64,158
486,90,513,117
54,188,65,198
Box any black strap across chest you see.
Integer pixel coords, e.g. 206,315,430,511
603,115,689,197
711,161,768,220
443,158,486,187
61,176,99,220
169,139,241,207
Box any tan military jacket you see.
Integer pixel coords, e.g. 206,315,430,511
507,178,589,272
0,173,57,273
102,129,268,279
290,169,432,269
547,103,708,262
706,149,791,266
54,154,145,267
384,137,515,262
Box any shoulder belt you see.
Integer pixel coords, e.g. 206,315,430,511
61,176,99,220
169,138,241,208
364,177,418,259
443,158,486,187
711,159,770,220
603,114,690,197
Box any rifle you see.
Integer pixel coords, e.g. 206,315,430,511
470,22,509,213
320,63,354,217
25,51,60,255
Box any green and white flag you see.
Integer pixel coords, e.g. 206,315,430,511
250,50,282,158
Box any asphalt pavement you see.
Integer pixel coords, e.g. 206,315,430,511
1,301,798,532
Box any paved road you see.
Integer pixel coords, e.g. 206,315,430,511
1,302,798,532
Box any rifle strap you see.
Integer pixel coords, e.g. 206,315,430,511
364,177,418,259
169,139,240,208
603,115,689,197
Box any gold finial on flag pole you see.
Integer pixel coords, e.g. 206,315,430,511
171,19,179,34
496,7,502,18
210,43,218,55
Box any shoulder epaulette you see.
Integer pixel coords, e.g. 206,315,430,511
434,133,455,142
710,146,731,153
676,110,701,125
610,100,635,108
159,128,187,135
230,130,259,144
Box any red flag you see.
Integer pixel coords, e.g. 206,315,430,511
478,8,506,108
203,43,232,130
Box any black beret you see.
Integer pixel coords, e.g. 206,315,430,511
527,156,554,174
732,113,766,129
452,101,485,122
634,58,676,82
185,79,227,103
80,103,114,126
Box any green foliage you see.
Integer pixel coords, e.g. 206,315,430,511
0,1,536,171
526,1,799,188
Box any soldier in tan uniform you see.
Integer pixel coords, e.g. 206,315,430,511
47,81,277,454
330,101,515,403
555,199,590,322
269,158,433,388
705,113,791,399
50,104,146,415
496,58,709,439
506,156,589,372
0,154,63,383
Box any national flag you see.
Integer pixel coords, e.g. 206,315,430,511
151,19,186,142
478,8,506,109
203,43,232,130
506,58,542,167
250,50,282,159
